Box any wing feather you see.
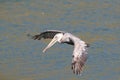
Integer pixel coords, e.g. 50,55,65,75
32,30,65,40
71,53,88,75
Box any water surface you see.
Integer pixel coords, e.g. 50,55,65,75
0,0,120,80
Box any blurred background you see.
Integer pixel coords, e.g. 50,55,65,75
0,0,120,80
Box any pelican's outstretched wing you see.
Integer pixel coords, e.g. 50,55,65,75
71,52,88,75
32,30,65,40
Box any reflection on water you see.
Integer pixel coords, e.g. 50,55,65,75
0,0,120,80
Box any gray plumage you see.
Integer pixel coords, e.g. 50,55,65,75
30,30,89,75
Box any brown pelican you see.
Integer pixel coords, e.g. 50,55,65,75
28,30,89,75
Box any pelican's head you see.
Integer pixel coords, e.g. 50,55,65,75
43,33,63,53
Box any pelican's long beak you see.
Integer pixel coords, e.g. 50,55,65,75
43,37,58,53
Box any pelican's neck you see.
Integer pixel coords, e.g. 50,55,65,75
69,34,86,47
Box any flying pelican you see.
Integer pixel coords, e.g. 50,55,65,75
28,30,89,75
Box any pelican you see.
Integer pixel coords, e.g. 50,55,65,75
28,30,89,75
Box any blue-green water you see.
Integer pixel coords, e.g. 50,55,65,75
0,0,120,80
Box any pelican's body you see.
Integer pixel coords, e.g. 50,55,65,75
29,30,89,75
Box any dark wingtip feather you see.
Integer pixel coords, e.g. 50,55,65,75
27,33,42,40
32,34,42,40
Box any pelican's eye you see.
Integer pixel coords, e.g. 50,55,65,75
54,35,58,39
